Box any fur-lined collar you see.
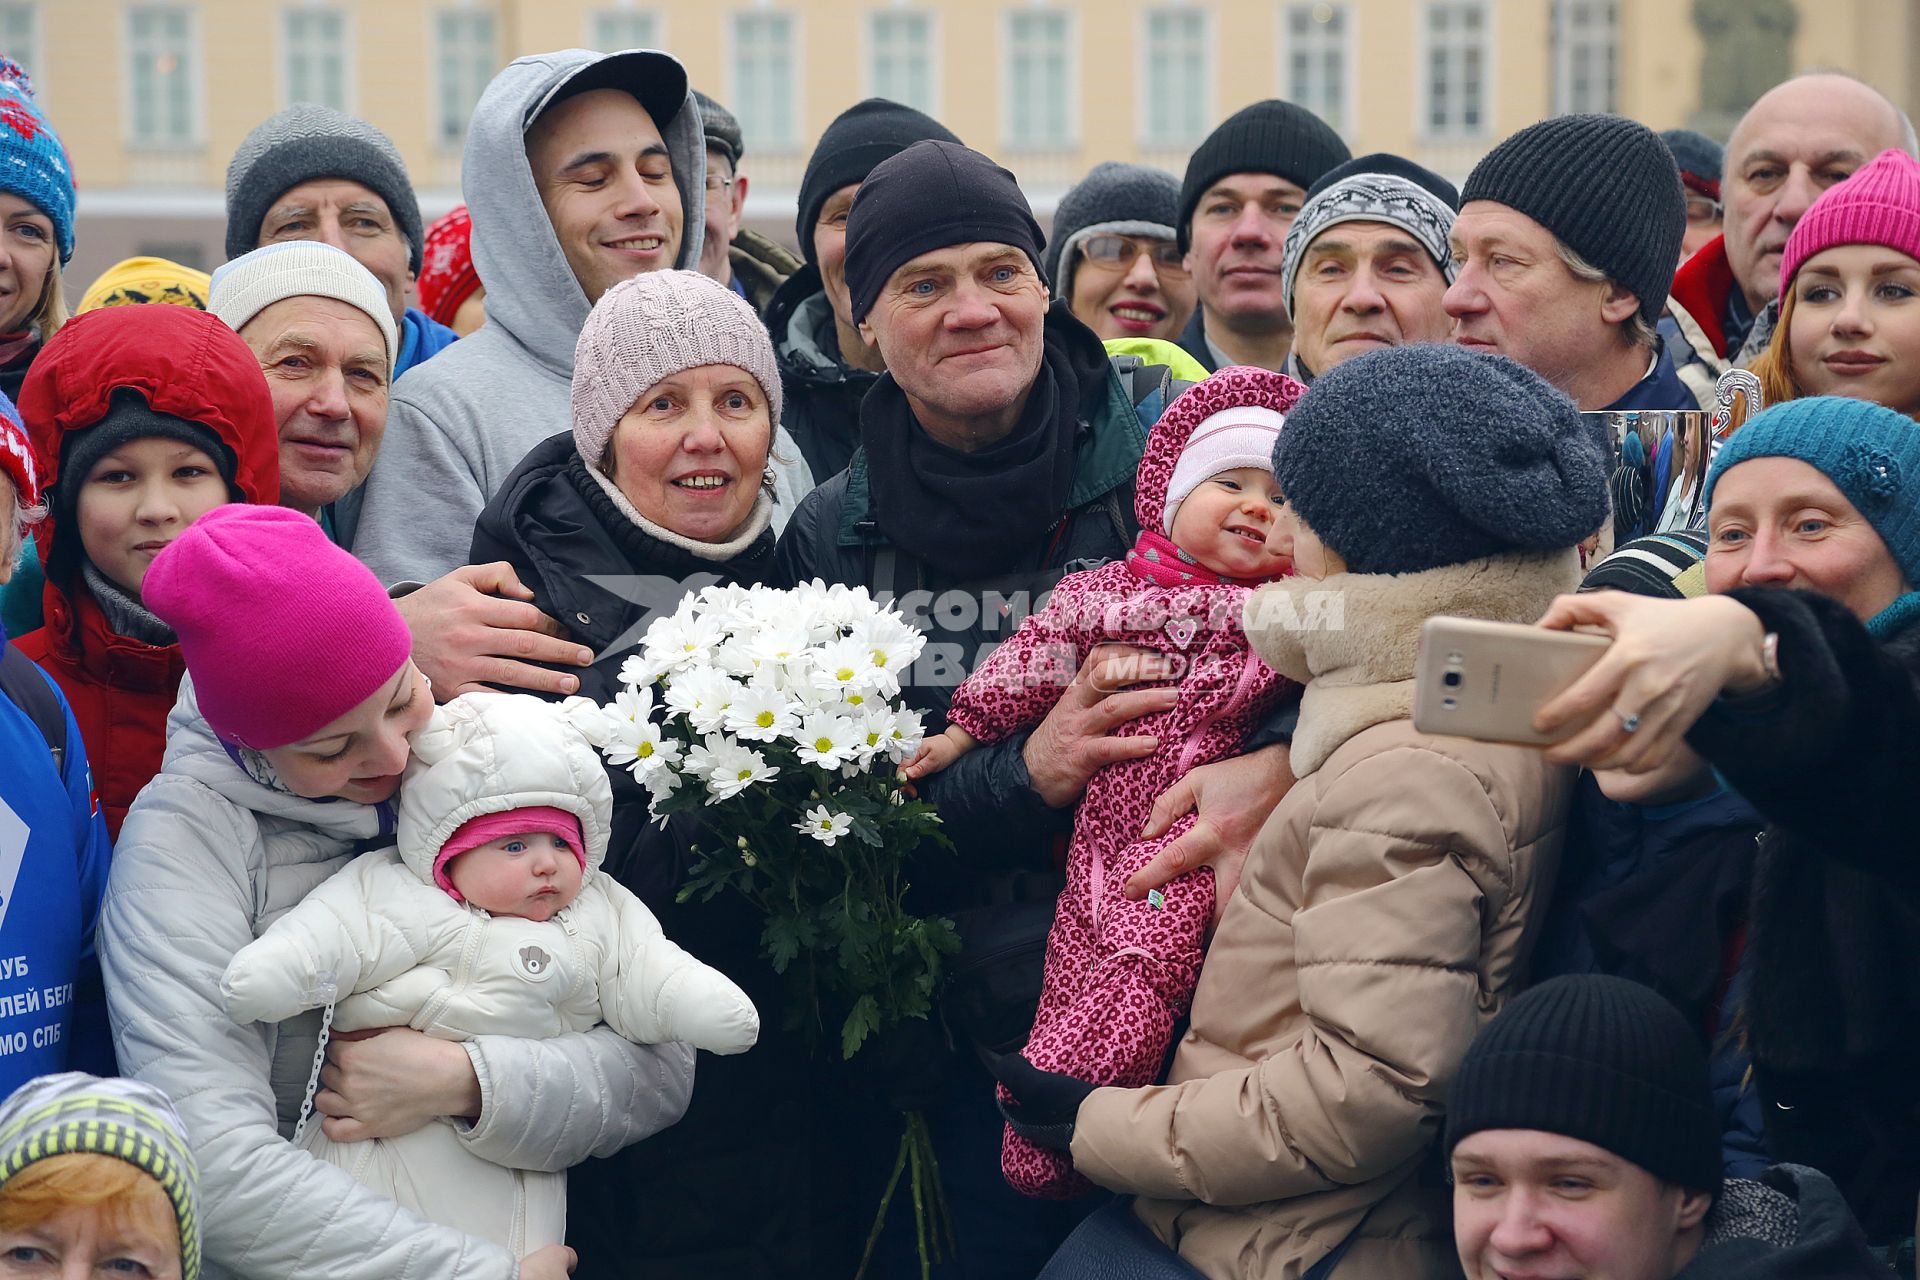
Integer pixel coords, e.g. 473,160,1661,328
1244,550,1582,775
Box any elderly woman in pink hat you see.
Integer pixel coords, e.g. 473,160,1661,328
96,504,693,1280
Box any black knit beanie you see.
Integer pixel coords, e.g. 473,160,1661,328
1272,344,1609,575
1307,152,1459,209
795,98,962,266
844,140,1045,325
1446,975,1722,1194
1177,100,1350,253
1461,114,1686,327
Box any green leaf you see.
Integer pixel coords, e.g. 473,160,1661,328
841,993,880,1059
764,917,802,973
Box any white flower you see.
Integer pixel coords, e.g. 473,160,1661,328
791,709,863,768
686,735,778,802
725,684,802,743
642,611,726,672
809,637,889,702
606,712,682,780
617,652,666,689
738,626,816,686
640,765,681,811
663,666,740,735
794,804,854,846
878,707,925,763
849,614,924,694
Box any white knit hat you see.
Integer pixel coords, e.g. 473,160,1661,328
571,270,784,470
209,241,399,373
1163,407,1285,534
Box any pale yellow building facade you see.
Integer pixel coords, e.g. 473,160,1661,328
9,0,1917,289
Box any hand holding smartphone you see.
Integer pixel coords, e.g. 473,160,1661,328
1413,617,1611,747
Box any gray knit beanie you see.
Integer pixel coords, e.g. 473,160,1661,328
1280,164,1459,320
1043,162,1182,297
1274,344,1610,574
572,269,783,468
225,104,423,274
0,1072,202,1278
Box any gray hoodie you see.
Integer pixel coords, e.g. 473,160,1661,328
351,48,811,584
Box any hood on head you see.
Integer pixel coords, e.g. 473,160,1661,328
1134,365,1305,533
465,48,707,379
396,691,613,887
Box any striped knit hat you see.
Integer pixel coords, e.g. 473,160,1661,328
1579,529,1709,599
0,1073,200,1278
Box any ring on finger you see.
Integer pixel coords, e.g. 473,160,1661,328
1613,706,1642,734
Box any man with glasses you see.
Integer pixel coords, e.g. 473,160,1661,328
1175,99,1350,373
691,89,800,313
1043,161,1195,344
1662,128,1725,267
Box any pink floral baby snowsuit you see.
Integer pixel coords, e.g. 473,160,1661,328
945,366,1306,1198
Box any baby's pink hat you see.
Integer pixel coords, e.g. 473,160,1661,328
433,806,587,902
142,504,414,750
1780,148,1920,294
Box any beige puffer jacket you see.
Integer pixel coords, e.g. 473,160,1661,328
1072,552,1580,1280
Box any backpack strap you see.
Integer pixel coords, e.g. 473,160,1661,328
0,644,65,776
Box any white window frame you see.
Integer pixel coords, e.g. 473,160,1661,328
279,4,354,114
864,8,938,119
0,3,42,98
587,8,660,53
432,7,498,153
1002,7,1077,152
1419,0,1492,142
1278,2,1353,139
124,3,204,150
728,10,802,153
1137,7,1211,150
1550,0,1617,116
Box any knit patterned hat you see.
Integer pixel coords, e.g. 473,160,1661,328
224,104,423,274
1779,149,1920,294
845,140,1045,325
417,205,479,328
572,269,783,469
0,389,33,508
1274,345,1610,574
1043,162,1182,297
1462,114,1686,326
0,1072,201,1278
1446,975,1721,1194
77,257,211,314
143,504,414,751
0,60,73,264
1280,156,1460,320
1706,396,1920,593
211,241,399,374
1661,128,1723,201
795,98,961,266
1178,100,1350,253
1580,528,1710,599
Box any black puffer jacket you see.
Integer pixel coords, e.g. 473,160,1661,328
470,432,842,1280
1687,587,1920,1245
765,265,879,484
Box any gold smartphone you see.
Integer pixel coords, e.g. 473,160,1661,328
1413,617,1611,747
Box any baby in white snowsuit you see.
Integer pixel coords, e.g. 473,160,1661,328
219,691,759,1256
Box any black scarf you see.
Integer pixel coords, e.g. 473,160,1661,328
860,304,1109,582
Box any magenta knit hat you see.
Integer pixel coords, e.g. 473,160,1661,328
432,806,586,902
142,505,414,750
1780,149,1920,293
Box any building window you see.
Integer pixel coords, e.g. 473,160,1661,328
0,4,39,86
1005,9,1073,150
283,7,351,112
1141,8,1208,148
730,12,798,151
1282,3,1349,137
127,4,198,147
1551,0,1616,115
1423,1,1489,139
589,9,656,52
868,10,934,117
434,9,497,150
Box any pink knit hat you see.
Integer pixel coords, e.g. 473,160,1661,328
1779,148,1920,294
142,505,414,750
432,806,586,902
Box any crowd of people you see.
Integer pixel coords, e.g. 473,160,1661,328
0,33,1916,1280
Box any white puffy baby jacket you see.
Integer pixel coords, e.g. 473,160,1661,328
219,692,759,1255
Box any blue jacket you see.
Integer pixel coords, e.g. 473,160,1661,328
395,306,459,382
1605,344,1699,411
0,644,113,1097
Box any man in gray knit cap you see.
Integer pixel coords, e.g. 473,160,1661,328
225,104,457,383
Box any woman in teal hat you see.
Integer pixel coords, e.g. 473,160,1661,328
1537,393,1920,1251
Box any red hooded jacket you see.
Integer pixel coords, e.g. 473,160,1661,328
11,306,279,838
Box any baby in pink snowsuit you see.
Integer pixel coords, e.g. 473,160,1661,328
909,366,1305,1198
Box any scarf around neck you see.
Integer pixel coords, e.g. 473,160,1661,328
82,560,175,647
1125,528,1286,589
861,304,1110,581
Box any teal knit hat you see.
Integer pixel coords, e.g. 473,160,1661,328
1705,396,1920,593
0,1073,200,1278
